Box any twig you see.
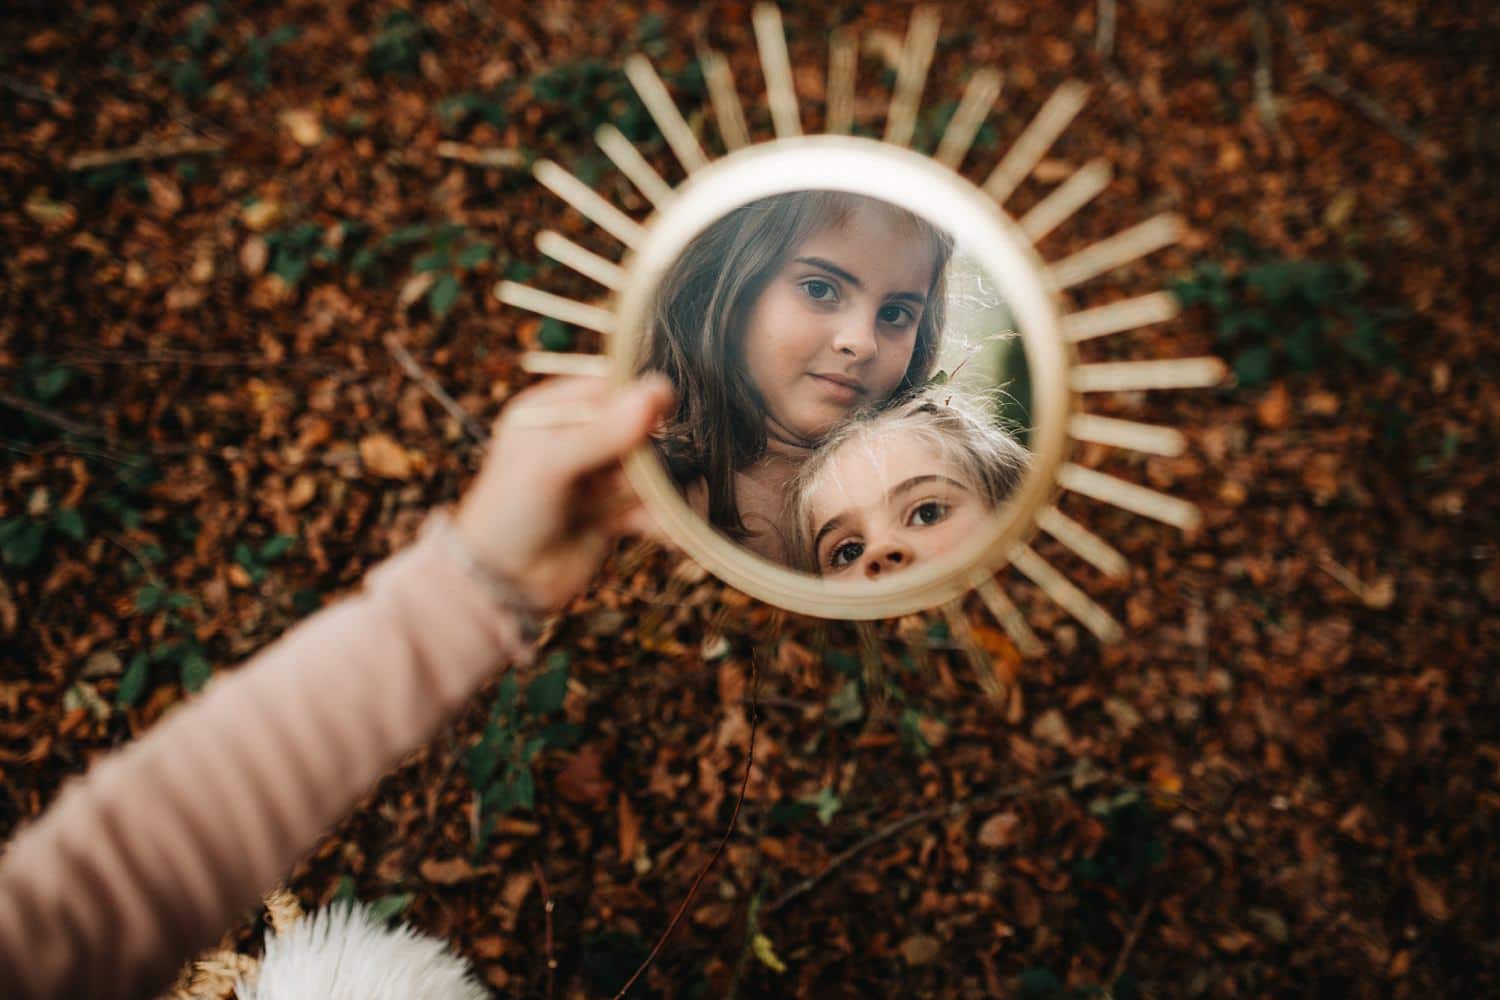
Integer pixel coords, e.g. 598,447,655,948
383,334,489,444
0,438,132,467
614,633,763,998
0,388,112,441
1249,1,1278,128
1,75,65,107
765,766,1076,915
1271,1,1434,156
725,889,763,1000
1094,0,1117,59
1107,890,1156,987
435,141,526,169
67,137,224,172
56,347,349,374
106,534,163,587
532,859,557,1000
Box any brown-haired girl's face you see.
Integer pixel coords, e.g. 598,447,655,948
740,201,939,445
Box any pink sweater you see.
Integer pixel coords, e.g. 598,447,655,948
0,516,532,998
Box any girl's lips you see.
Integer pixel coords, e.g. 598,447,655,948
810,373,864,402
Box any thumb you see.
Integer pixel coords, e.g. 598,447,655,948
566,375,674,474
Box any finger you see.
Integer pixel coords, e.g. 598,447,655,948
563,374,675,475
497,375,610,429
607,501,682,551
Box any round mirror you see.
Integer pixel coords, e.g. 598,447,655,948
611,139,1071,619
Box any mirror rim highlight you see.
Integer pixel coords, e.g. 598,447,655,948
612,137,1073,620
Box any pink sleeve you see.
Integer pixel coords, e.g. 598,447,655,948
0,516,533,999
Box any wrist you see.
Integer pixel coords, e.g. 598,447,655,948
430,508,546,630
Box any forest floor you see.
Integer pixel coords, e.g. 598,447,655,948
2,1,1498,996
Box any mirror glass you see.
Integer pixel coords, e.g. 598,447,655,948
633,189,1032,585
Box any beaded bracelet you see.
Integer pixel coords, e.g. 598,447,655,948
425,509,543,646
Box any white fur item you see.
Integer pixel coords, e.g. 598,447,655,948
236,902,489,1000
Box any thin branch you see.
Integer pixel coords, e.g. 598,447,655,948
531,859,557,1000
383,335,489,444
1271,1,1435,156
765,766,1076,915
106,534,164,588
1,75,65,107
67,136,224,172
614,627,766,998
1095,0,1117,60
435,141,526,169
56,347,350,374
1249,1,1278,128
1107,890,1156,987
0,389,112,441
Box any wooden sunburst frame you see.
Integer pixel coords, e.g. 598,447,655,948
496,5,1225,644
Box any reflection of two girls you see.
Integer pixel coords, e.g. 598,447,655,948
643,191,1028,577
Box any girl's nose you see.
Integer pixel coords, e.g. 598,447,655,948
831,311,879,360
863,541,915,580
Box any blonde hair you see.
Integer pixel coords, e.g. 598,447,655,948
788,386,1030,572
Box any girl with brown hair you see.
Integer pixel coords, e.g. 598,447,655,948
639,190,954,564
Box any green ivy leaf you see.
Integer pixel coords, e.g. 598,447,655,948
511,765,535,811
540,721,582,750
526,665,569,715
0,519,44,568
412,250,447,273
826,679,864,727
135,583,165,613
825,650,860,678
428,272,461,318
33,366,72,401
180,650,212,693
332,874,358,903
455,242,492,270
900,708,932,758
54,507,86,542
494,673,519,720
1233,346,1273,386
466,725,504,789
259,534,296,562
538,317,573,351
804,787,842,826
116,653,150,708
1019,967,1063,998
366,892,413,923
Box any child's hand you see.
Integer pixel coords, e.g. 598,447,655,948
454,374,674,613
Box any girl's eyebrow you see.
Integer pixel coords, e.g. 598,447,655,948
795,256,862,288
812,510,849,556
793,256,926,305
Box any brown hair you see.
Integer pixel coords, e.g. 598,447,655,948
787,386,1031,572
639,191,953,539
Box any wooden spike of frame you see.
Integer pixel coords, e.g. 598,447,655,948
753,3,801,137
623,54,709,173
532,160,645,248
883,7,942,148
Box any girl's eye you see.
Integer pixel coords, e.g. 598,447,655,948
800,278,838,303
878,303,917,327
908,501,948,527
828,539,865,569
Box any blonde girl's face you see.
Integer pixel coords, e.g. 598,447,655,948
806,433,991,579
740,201,938,446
